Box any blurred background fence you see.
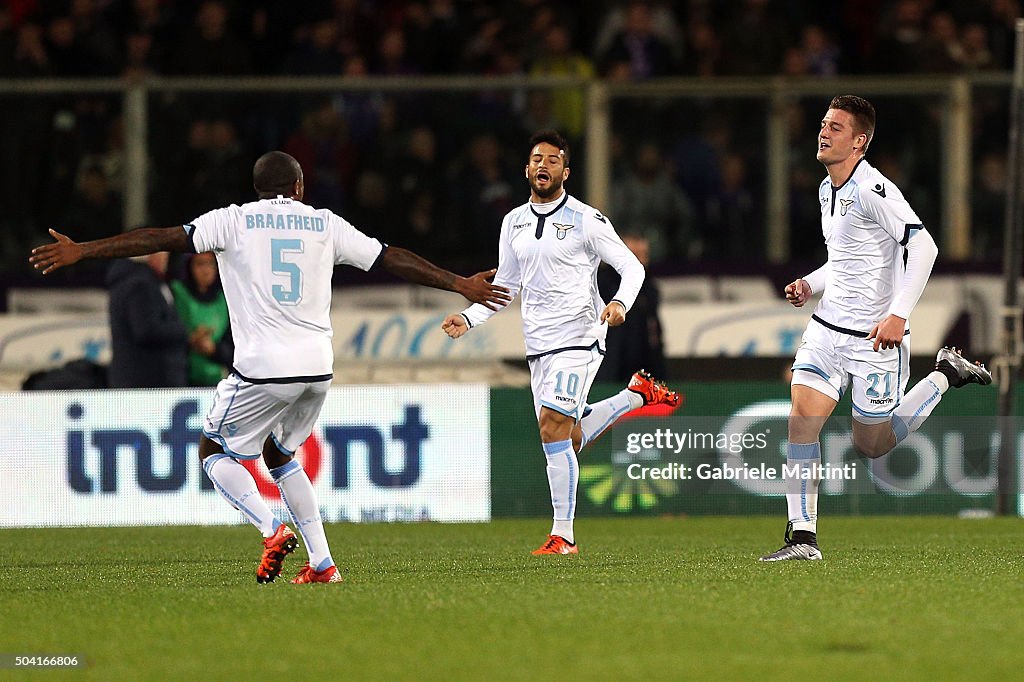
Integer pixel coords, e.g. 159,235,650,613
0,72,1015,276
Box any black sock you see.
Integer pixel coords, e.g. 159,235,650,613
935,360,960,387
792,530,817,546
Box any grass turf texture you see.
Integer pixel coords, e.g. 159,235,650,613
3,517,1022,680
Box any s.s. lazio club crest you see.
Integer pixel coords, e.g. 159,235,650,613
840,198,854,216
552,222,575,240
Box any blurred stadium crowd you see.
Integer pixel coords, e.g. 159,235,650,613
0,0,1020,280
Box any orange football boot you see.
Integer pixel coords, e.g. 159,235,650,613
291,563,343,584
531,535,579,555
257,524,298,584
627,369,681,407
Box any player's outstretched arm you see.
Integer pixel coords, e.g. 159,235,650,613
30,226,192,274
378,246,511,310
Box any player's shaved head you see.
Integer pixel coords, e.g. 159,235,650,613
253,151,302,197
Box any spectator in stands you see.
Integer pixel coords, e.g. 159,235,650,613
800,25,841,76
122,31,157,78
373,27,416,76
599,1,675,79
171,251,233,387
918,11,960,73
519,90,566,141
708,152,758,261
190,119,251,214
6,20,51,76
956,23,995,71
986,0,1020,69
282,19,343,75
282,100,357,213
62,163,122,243
106,251,188,388
971,151,1007,261
348,169,394,239
46,16,89,76
402,0,461,74
332,0,380,65
529,25,594,139
596,232,666,382
874,0,928,73
68,0,120,75
612,140,697,263
671,114,731,234
719,0,785,75
171,0,250,75
448,132,517,260
388,125,446,258
681,19,721,77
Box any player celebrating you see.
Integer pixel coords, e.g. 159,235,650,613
31,151,510,583
760,96,992,562
441,130,680,555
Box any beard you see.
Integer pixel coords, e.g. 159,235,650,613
530,174,563,200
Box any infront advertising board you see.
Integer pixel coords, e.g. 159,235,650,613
0,385,490,527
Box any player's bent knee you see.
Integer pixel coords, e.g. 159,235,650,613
262,436,292,469
854,444,890,459
538,408,574,443
852,436,891,459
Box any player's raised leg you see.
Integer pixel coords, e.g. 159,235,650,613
576,369,681,450
889,346,992,444
851,346,993,459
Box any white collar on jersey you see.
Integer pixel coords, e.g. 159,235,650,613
529,189,567,213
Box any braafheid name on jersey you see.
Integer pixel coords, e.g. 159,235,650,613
245,213,326,232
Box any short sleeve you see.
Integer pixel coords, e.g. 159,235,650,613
188,206,238,253
859,182,922,243
329,212,384,271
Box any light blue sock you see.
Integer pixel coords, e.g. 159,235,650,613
579,389,643,449
270,459,334,572
203,454,281,537
542,440,577,543
785,442,820,533
891,373,947,444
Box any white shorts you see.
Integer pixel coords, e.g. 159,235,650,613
791,318,910,424
528,344,603,421
202,374,331,458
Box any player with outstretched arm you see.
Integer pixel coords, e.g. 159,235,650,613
31,151,510,583
442,130,681,555
760,96,992,562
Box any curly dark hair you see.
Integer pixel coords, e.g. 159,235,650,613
527,129,570,166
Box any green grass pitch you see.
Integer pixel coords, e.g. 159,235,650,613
3,517,1023,680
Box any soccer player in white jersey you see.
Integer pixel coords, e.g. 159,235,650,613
441,130,681,555
30,151,510,583
760,96,992,562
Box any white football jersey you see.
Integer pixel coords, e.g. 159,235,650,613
188,196,383,380
462,192,644,357
812,159,924,332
